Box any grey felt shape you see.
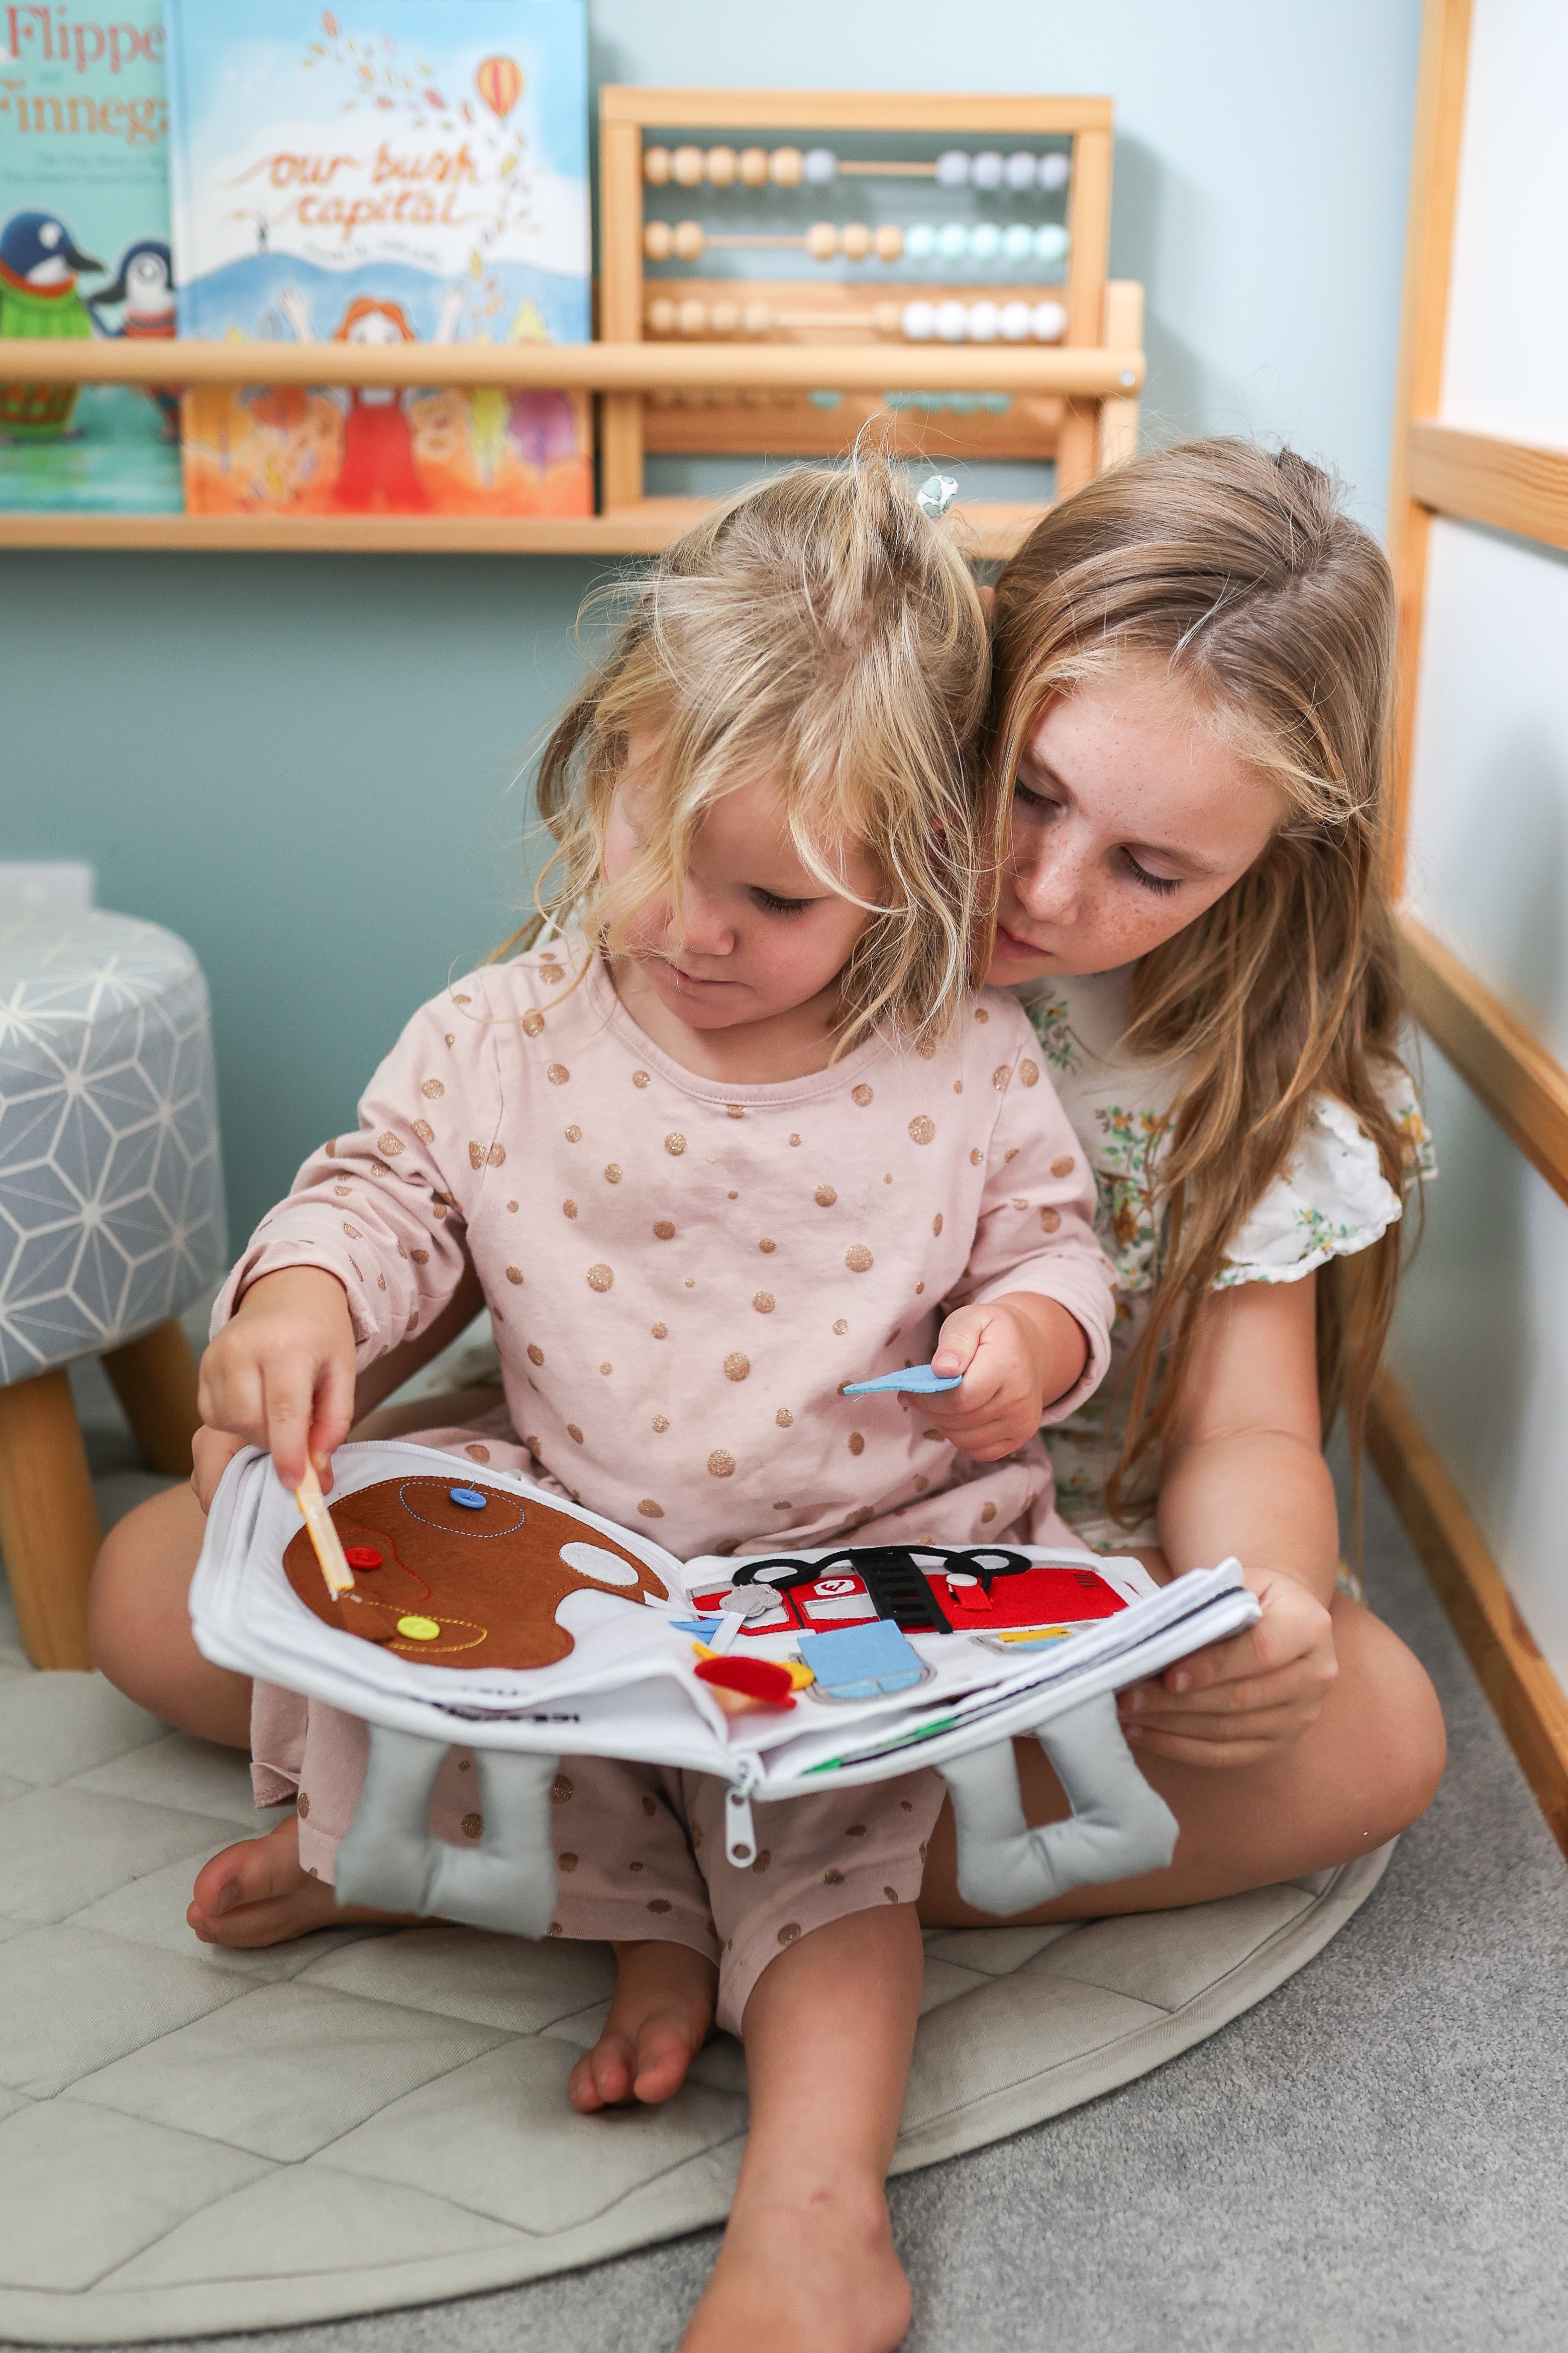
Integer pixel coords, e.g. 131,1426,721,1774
936,1693,1179,1915
335,1728,560,1939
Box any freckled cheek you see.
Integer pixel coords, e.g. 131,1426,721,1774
619,896,673,955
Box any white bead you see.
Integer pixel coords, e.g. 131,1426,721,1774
1005,150,1036,191
934,299,969,342
968,222,1002,261
936,222,968,262
1030,300,1067,342
999,300,1033,342
1001,223,1034,262
965,300,1000,342
904,222,937,261
971,150,1004,191
1033,223,1070,265
901,300,936,342
802,147,837,184
934,149,970,188
1037,150,1071,192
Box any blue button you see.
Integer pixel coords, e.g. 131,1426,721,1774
448,1485,487,1511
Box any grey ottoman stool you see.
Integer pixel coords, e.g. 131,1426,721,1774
0,912,227,1666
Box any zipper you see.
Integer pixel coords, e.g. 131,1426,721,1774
724,1752,763,1866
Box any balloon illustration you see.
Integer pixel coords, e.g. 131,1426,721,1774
476,54,524,121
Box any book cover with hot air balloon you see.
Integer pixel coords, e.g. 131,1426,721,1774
165,0,590,515
0,2,183,512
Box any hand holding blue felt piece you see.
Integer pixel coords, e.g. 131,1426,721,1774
842,1361,962,1397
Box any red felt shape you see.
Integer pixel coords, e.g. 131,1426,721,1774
694,1654,797,1708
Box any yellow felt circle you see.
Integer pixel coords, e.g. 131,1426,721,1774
396,1616,441,1642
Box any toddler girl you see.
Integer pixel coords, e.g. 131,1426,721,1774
93,452,1116,2353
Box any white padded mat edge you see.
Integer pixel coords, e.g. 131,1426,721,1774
0,1665,1393,2345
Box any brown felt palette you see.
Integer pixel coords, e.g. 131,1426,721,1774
281,1476,669,1672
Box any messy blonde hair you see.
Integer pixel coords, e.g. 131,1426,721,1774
500,448,992,1050
990,438,1415,1509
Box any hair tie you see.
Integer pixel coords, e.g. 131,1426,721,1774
915,472,960,520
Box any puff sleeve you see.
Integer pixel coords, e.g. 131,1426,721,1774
1214,1074,1435,1291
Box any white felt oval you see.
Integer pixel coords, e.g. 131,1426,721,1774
558,1541,641,1586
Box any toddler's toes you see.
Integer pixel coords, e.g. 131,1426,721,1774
633,2014,703,2104
187,1814,339,1948
569,2031,638,2113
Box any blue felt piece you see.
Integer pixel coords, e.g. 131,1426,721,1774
671,1618,724,1641
842,1361,962,1397
798,1619,926,1699
448,1486,487,1510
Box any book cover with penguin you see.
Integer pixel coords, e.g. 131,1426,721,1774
165,0,591,516
0,1,182,512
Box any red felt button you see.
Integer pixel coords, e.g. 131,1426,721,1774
694,1655,796,1707
344,1546,383,1571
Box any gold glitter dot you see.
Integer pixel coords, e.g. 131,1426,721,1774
974,1006,989,1023
1051,1153,1077,1178
914,1475,929,1493
412,1118,434,1143
465,1443,491,1464
487,1143,506,1168
563,1200,578,1219
587,1263,613,1292
932,1213,944,1237
633,1070,650,1088
685,1277,695,1288
915,1036,936,1060
833,1318,849,1336
908,1115,935,1145
376,1130,403,1158
1012,1195,1028,1210
541,963,565,985
462,1813,483,1840
774,1499,793,1510
708,1449,736,1479
567,1423,584,1444
777,1922,800,1945
980,1501,997,1523
845,1244,873,1273
754,1291,776,1314
521,1010,545,1038
814,1184,837,1208
883,1173,892,1184
922,1427,942,1441
653,1219,676,1240
297,1792,310,1818
565,1125,581,1142
604,1164,622,1184
652,1414,669,1432
422,1079,444,1099
548,1063,570,1086
506,1201,518,1214
600,1361,612,1376
725,1104,746,1120
848,1431,865,1456
558,1851,578,1870
452,994,472,1006
724,1352,750,1382
1040,1206,1062,1233
652,1322,669,1338
992,1065,1011,1091
505,1265,524,1285
727,1190,738,1201
1020,1059,1040,1087
851,1085,873,1107
789,1133,801,1146
916,1281,925,1295
444,1032,455,1047
551,1774,573,1804
1005,1147,1019,1162
527,1343,544,1365
638,1497,665,1516
970,1147,984,1166
665,1132,686,1155
776,1407,794,1428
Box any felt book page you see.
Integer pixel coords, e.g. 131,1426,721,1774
164,0,590,515
0,0,182,512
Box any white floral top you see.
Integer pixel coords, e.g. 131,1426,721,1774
1016,968,1436,1552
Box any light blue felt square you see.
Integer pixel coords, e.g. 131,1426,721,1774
798,1620,925,1699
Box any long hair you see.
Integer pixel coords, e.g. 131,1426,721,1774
989,438,1417,1511
498,448,993,1051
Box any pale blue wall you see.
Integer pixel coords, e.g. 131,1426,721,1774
2,0,1422,1241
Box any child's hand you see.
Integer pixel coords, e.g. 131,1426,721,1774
920,1292,1088,1463
197,1267,358,1491
190,1425,247,1514
1116,1569,1337,1766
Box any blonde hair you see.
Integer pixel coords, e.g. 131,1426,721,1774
501,449,993,1050
990,438,1416,1509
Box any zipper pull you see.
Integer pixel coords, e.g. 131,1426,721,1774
725,1753,762,1866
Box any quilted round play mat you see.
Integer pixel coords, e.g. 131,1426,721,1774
0,1665,1394,2344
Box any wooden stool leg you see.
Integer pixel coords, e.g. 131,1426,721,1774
102,1318,202,1478
0,1368,101,1669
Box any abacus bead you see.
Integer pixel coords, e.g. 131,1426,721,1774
1031,300,1068,342
870,300,903,336
936,222,968,262
802,147,837,184
806,221,840,261
841,222,872,260
900,300,935,342
981,390,1013,413
1038,150,1071,192
1033,223,1071,265
873,223,904,261
968,222,1002,261
673,220,705,262
935,149,970,187
710,298,742,335
948,390,979,413
742,299,776,334
677,297,709,336
643,221,673,262
1001,223,1034,262
904,223,936,261
706,144,737,186
739,146,769,186
1005,150,1036,191
966,300,1000,342
971,150,1004,191
999,300,1033,342
934,298,969,342
647,298,678,336
770,146,803,187
644,145,671,186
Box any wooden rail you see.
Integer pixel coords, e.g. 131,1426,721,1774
1398,913,1568,1207
1408,419,1568,555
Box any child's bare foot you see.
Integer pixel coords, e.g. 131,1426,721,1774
568,1938,718,2112
682,2180,910,2353
187,1812,412,1948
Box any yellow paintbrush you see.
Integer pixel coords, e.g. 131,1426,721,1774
294,1460,355,1599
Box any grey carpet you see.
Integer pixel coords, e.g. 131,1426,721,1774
8,1373,1565,2352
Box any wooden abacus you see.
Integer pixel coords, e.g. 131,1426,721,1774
600,87,1144,554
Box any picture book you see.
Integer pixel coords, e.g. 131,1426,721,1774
0,1,182,513
164,0,590,517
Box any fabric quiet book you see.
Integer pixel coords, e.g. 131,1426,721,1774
164,0,591,516
0,0,183,512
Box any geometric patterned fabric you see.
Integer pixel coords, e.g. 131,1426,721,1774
0,913,226,1384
